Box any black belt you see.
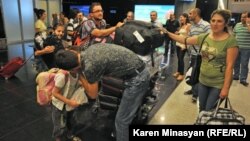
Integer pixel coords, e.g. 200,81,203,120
123,64,145,80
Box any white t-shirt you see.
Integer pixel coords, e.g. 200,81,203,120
52,73,79,111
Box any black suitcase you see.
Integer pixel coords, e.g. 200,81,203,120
114,20,164,56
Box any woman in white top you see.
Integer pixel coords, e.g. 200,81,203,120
173,13,191,81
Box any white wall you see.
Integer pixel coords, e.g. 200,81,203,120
1,0,22,43
21,0,35,40
175,0,197,18
35,0,61,27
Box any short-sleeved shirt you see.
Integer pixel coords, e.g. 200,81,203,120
151,20,163,28
198,34,238,89
189,19,211,55
233,22,250,49
35,19,47,32
165,19,180,33
81,19,106,44
66,18,80,42
52,73,79,111
80,43,145,83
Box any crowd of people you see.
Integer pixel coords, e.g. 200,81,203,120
33,2,250,141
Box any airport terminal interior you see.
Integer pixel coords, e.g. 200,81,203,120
0,0,250,141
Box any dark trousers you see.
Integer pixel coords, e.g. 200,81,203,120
164,37,175,56
51,105,75,140
190,55,199,98
176,46,187,75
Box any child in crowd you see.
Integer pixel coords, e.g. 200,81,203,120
51,66,87,141
34,23,66,69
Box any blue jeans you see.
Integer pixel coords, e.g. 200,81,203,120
51,105,75,139
115,68,150,141
192,83,199,98
233,49,241,78
198,83,221,112
240,49,250,82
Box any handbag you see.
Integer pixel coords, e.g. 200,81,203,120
185,33,209,86
185,54,202,85
195,98,245,125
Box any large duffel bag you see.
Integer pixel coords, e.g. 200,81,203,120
195,98,245,125
114,20,165,56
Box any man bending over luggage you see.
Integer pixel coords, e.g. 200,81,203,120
55,43,150,141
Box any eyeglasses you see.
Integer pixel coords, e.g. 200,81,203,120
92,10,104,13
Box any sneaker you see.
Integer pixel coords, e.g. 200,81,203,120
111,131,116,138
184,90,192,95
240,81,249,87
192,96,197,103
68,135,82,141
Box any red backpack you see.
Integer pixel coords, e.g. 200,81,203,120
35,68,68,106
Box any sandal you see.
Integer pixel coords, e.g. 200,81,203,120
172,72,180,77
176,75,184,81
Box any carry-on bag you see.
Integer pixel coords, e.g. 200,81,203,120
0,54,34,80
195,98,245,125
99,76,124,111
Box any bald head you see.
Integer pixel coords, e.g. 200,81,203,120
194,8,201,17
189,8,202,23
126,11,134,21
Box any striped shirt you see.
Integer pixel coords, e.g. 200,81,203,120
66,18,80,45
189,19,211,55
233,22,250,49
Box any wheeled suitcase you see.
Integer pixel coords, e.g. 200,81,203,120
0,54,33,80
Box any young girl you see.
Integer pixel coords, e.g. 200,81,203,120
51,66,86,141
35,23,65,69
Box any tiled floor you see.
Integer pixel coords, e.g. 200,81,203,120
1,43,249,141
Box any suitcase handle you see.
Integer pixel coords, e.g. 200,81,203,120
23,53,35,65
213,98,236,119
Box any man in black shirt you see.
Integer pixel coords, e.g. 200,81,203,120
165,14,180,56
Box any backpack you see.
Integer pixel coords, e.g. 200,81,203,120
71,20,114,52
35,68,68,106
72,23,84,46
114,20,165,56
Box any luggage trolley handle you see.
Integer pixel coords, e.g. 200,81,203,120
213,98,237,119
22,53,35,65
